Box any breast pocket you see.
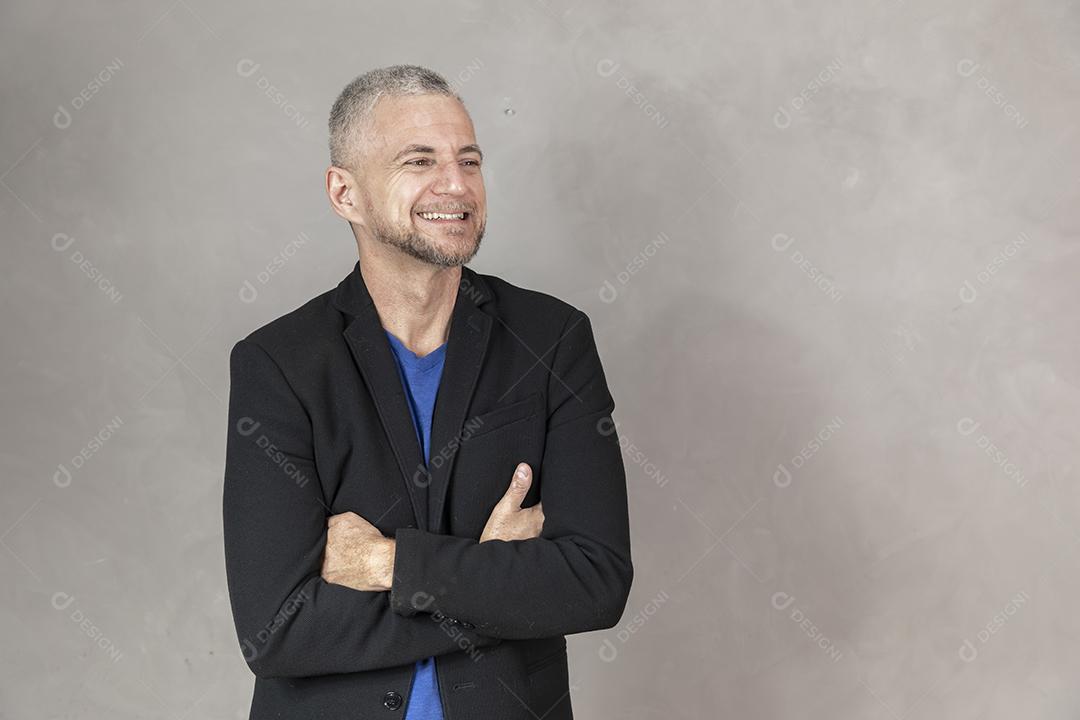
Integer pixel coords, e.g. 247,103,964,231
462,391,544,441
447,391,547,538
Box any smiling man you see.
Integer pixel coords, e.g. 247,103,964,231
223,65,633,720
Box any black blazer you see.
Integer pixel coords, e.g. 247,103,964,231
223,261,634,719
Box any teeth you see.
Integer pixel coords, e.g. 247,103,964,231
419,212,466,220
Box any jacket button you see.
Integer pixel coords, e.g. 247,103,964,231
383,690,403,710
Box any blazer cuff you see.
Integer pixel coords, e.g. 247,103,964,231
389,527,425,617
389,528,475,629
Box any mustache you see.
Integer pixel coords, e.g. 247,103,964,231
415,206,475,214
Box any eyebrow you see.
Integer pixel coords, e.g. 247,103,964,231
391,144,484,163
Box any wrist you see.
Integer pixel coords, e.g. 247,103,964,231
378,538,396,592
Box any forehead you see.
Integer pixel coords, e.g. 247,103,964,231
368,94,476,154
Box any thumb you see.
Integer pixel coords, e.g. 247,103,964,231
506,463,532,499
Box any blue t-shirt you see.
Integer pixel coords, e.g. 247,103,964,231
384,329,447,720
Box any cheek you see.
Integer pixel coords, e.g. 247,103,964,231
379,176,422,214
397,191,427,220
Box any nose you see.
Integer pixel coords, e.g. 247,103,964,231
431,161,467,195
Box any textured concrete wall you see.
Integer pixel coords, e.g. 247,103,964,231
2,1,1078,717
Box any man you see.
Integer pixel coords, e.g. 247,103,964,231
222,65,633,720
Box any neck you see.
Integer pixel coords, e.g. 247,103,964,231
356,238,461,357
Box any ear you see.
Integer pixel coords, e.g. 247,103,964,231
326,165,364,225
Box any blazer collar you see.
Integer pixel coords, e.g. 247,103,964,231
332,260,494,534
331,259,493,316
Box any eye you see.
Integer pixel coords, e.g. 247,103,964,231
406,158,432,166
462,159,480,167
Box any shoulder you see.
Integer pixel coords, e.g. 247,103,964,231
230,286,342,364
470,269,588,330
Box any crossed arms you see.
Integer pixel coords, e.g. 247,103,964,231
222,310,633,679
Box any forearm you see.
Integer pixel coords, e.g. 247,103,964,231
388,502,632,640
226,566,500,678
225,487,502,678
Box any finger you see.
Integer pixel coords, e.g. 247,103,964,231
509,463,531,492
328,511,358,527
498,463,531,509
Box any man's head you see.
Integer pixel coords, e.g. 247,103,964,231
326,65,486,268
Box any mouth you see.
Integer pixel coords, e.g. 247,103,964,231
416,211,471,224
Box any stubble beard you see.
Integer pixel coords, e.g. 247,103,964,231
364,196,485,269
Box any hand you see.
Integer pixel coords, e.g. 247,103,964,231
321,511,396,592
480,463,545,543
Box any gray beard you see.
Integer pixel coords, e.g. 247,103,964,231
367,205,485,268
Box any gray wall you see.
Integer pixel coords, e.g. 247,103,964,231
2,1,1079,717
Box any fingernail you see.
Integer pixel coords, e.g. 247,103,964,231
516,464,528,479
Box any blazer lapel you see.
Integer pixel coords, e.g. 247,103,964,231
426,269,492,533
332,261,493,535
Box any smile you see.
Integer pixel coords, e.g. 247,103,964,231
417,211,469,222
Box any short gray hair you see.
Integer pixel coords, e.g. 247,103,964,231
328,64,464,171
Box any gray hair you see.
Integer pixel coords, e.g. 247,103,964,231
328,64,464,171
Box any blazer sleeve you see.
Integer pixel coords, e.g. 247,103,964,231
388,309,634,639
223,338,501,679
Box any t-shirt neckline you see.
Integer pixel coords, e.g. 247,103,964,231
384,329,447,372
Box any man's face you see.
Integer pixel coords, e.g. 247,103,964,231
351,94,486,268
